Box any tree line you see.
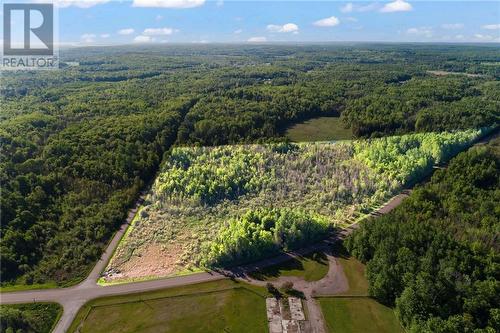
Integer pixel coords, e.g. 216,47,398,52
1,44,498,286
346,136,500,332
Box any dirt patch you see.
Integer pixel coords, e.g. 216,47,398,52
105,243,185,282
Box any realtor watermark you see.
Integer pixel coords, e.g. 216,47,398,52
1,1,58,70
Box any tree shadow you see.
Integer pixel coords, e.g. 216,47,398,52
330,242,350,259
248,257,305,280
286,289,306,299
248,251,328,281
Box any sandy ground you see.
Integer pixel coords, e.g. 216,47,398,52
0,189,411,333
111,243,185,281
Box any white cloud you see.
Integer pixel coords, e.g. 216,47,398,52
132,0,205,8
100,33,110,38
344,17,358,22
455,34,464,40
134,35,153,43
442,23,464,30
266,23,299,33
474,34,493,40
313,16,340,27
406,27,433,38
80,33,96,43
215,0,223,7
234,29,243,34
340,2,378,13
380,0,412,13
482,24,500,30
143,28,176,36
46,0,110,8
340,3,353,13
118,28,135,35
247,36,267,42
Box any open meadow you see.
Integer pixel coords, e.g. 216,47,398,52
103,129,485,283
68,280,268,333
319,298,404,333
318,246,404,333
285,117,353,142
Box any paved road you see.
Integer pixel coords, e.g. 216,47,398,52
2,129,497,333
238,193,411,333
0,190,409,333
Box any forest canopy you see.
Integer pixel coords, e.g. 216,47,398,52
103,130,486,282
1,44,498,286
346,137,500,333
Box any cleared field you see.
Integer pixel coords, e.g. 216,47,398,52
318,248,403,333
285,117,353,142
335,256,369,296
68,280,268,333
249,252,329,282
104,130,484,283
319,298,404,333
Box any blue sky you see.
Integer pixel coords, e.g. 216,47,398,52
8,1,500,44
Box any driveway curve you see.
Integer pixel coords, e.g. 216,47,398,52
0,190,410,333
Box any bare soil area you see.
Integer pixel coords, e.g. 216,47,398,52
104,243,186,282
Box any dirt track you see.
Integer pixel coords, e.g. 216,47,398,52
2,129,498,333
241,249,350,333
0,190,410,333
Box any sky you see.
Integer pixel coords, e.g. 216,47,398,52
4,0,500,45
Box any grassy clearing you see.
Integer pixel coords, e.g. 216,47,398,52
249,252,329,282
318,246,402,333
105,130,483,282
319,298,404,333
285,117,353,142
336,256,369,295
0,302,63,333
68,280,268,333
0,281,58,292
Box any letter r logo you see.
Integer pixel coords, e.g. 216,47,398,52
3,3,54,56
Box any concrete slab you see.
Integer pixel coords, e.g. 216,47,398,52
266,298,283,333
270,319,283,333
282,319,300,333
289,297,306,321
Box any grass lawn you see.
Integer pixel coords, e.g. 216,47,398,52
319,298,404,333
336,255,369,295
317,246,403,333
68,280,268,333
285,117,353,142
249,252,329,282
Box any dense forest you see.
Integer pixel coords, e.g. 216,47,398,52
0,303,61,333
346,136,500,332
1,44,499,286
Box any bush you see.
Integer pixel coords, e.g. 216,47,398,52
282,281,294,293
